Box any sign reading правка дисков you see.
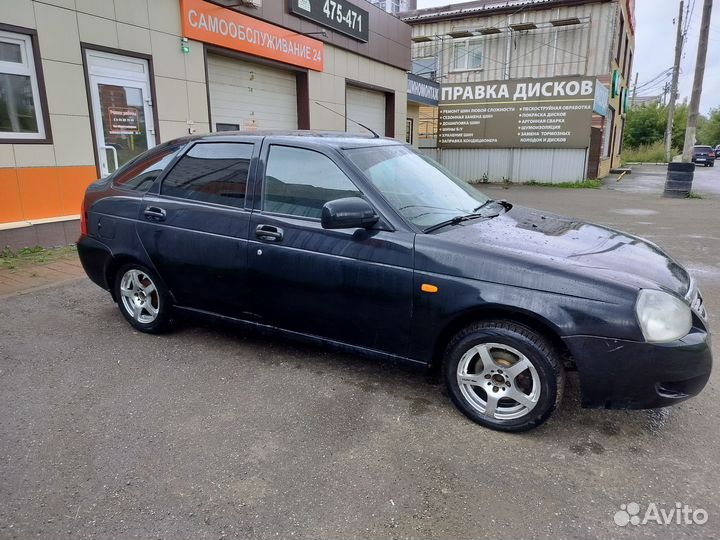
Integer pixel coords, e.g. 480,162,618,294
290,0,369,42
439,76,597,149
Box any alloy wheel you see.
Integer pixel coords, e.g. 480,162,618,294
119,269,160,324
456,342,541,420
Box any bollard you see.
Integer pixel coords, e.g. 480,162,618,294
663,162,695,198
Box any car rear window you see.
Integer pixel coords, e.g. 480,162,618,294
111,142,184,192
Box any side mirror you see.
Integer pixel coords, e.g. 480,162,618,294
321,197,379,230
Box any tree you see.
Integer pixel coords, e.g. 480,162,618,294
671,103,688,150
623,103,667,148
697,107,720,145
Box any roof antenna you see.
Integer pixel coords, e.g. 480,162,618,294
314,101,380,138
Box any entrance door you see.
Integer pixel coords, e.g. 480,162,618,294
86,50,156,177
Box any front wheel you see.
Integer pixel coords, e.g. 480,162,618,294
114,263,172,333
443,321,564,432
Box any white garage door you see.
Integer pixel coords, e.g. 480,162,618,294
207,54,297,131
346,85,386,136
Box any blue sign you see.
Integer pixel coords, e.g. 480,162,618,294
407,73,440,106
593,80,609,116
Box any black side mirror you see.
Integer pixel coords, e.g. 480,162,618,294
321,197,379,230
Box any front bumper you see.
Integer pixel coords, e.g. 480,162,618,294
563,329,712,409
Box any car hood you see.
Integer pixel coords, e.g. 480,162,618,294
421,205,691,298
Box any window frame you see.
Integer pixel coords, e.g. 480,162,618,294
603,106,615,159
157,140,256,210
0,24,51,143
258,143,365,222
450,39,484,73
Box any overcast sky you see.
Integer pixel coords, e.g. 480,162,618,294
416,0,720,114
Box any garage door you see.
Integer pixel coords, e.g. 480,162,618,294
207,54,297,131
346,85,386,136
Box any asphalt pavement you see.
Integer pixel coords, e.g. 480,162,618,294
1,170,719,539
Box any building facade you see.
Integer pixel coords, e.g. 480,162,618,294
369,0,417,15
0,0,411,247
401,0,635,182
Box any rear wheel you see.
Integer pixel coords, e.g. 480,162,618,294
114,263,172,333
443,321,564,432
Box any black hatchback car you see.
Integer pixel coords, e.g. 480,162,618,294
78,132,712,432
692,145,715,166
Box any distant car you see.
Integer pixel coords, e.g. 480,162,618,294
77,131,712,432
692,145,715,167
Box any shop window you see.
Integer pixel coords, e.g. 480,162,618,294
263,145,361,219
0,29,46,140
452,40,483,71
162,142,253,207
406,118,414,144
603,106,615,158
412,56,437,80
216,123,239,132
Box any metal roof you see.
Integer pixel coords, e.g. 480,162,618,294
400,0,611,23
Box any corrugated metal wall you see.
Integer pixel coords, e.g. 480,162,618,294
410,2,617,82
408,1,617,183
421,148,588,183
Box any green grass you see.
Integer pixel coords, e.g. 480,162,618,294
1,245,77,271
621,141,673,163
687,191,703,199
522,179,604,189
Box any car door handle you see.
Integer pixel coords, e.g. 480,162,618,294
144,206,166,222
255,224,284,242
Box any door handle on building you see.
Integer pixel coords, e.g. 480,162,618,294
101,145,119,173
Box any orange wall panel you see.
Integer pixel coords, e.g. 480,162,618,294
16,167,62,221
59,166,98,216
0,168,24,223
0,165,99,224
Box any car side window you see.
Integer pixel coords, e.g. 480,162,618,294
112,143,182,192
161,142,253,207
263,145,361,219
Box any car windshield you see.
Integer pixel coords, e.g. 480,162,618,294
344,145,491,229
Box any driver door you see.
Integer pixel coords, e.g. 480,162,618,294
246,142,415,358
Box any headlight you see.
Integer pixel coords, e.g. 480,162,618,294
635,289,692,343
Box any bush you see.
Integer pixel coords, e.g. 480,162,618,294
621,141,671,163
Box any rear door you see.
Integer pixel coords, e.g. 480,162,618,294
245,141,415,357
137,139,258,316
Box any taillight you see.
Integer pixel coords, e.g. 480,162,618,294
80,199,88,236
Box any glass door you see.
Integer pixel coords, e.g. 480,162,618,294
89,76,155,176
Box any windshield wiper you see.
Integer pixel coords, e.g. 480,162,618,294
423,199,503,233
423,213,486,233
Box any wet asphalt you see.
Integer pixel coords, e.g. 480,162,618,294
1,165,719,539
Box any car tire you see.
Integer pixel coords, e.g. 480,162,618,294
114,263,172,333
443,320,564,432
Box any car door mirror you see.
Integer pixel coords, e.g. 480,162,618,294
321,197,379,230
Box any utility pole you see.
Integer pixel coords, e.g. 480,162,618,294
631,71,638,106
664,0,684,162
682,0,714,162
